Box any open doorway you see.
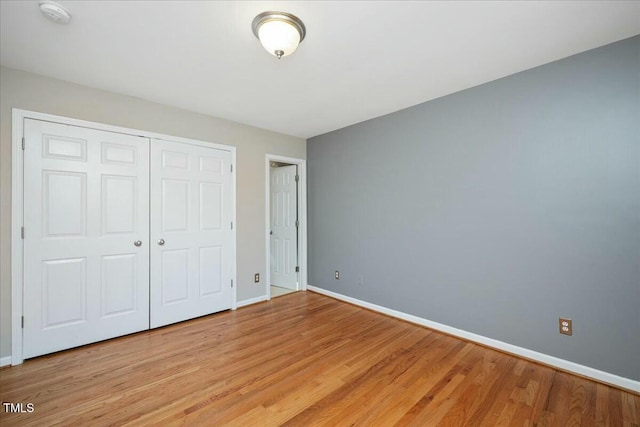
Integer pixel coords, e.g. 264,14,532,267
265,155,307,300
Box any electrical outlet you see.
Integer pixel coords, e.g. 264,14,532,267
559,317,572,336
335,270,340,280
254,273,260,283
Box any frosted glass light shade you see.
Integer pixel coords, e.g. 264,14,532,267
252,12,306,59
258,20,301,58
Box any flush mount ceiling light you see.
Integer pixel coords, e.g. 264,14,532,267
39,0,71,25
252,11,306,59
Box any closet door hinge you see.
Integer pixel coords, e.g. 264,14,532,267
230,164,233,173
22,137,25,150
230,221,233,230
295,266,300,273
21,227,24,239
21,316,24,328
295,220,299,228
295,174,299,182
231,279,234,288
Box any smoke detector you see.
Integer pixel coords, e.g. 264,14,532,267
39,1,71,25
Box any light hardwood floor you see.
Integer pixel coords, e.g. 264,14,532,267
271,285,296,298
1,291,638,426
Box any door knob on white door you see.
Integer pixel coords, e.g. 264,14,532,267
157,239,165,246
134,240,142,247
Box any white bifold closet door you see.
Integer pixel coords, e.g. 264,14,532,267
22,119,234,359
23,119,150,359
150,139,233,328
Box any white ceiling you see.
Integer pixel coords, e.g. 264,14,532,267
1,1,639,139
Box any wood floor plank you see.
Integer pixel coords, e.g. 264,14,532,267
609,385,625,427
1,291,638,426
345,339,469,425
623,390,639,425
596,383,612,426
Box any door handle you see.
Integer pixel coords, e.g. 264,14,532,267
134,240,142,247
157,239,165,246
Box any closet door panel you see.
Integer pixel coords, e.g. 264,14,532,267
150,139,232,328
23,119,150,359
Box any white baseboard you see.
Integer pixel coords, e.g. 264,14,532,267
237,295,268,308
0,356,11,367
307,285,640,394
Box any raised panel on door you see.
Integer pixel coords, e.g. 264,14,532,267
162,179,189,231
150,139,233,328
101,254,138,317
42,258,87,328
23,119,150,359
200,246,223,296
270,165,298,290
161,249,190,304
102,175,137,234
43,171,86,237
200,183,223,230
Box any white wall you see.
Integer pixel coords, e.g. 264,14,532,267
0,66,306,361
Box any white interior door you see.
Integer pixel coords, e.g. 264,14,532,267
23,119,150,359
270,165,298,290
150,139,233,328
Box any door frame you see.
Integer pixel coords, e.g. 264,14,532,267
11,109,237,365
265,154,308,300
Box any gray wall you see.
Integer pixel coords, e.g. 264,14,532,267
0,66,306,360
307,36,640,380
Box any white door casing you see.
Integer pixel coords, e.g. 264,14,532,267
23,119,150,358
270,165,298,290
150,138,233,328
